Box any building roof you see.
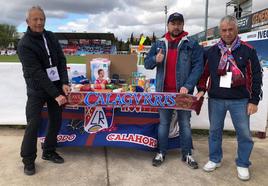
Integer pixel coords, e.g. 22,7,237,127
54,32,115,41
226,0,249,6
18,32,115,41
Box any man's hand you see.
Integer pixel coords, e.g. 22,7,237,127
179,87,188,94
62,84,71,96
195,91,205,100
247,103,258,115
55,95,67,106
156,48,164,63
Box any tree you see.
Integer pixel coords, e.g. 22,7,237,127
144,36,151,46
0,24,18,48
130,32,134,45
133,37,139,45
124,40,130,52
114,37,120,51
152,32,156,43
116,39,123,51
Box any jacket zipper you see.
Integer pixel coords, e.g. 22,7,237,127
175,38,185,92
162,39,168,92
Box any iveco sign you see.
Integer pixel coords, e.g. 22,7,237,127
258,30,268,39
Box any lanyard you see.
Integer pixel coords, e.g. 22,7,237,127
42,34,53,67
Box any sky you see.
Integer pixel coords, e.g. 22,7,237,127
0,0,267,40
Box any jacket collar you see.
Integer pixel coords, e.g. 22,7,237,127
159,35,191,49
159,35,189,42
26,26,46,38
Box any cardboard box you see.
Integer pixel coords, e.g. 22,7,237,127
86,54,137,83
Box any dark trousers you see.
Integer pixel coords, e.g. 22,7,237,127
20,95,62,165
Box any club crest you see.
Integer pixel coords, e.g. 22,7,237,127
84,106,114,133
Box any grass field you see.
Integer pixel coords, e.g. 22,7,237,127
0,55,87,64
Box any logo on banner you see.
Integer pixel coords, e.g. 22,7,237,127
106,133,157,148
83,92,177,108
84,106,114,133
39,134,76,143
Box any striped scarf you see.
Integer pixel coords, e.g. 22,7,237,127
217,37,245,87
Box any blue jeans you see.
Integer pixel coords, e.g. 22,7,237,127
208,98,253,168
158,109,192,155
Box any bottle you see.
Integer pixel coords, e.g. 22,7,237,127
137,53,142,66
144,78,150,92
67,66,72,85
141,53,145,65
149,79,156,92
138,75,145,88
131,72,138,86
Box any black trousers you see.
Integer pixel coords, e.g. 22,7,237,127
20,95,62,165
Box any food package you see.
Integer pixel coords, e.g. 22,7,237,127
90,58,111,84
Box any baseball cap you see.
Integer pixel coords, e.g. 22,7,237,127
168,12,184,23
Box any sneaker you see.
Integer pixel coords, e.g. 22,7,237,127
152,153,165,167
42,151,64,164
203,161,221,172
24,163,35,176
237,166,250,181
182,154,198,169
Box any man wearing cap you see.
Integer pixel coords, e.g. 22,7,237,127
144,12,203,168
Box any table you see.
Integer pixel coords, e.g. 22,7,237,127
38,92,203,150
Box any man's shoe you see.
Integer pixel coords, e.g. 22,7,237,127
152,153,165,167
42,151,64,164
203,161,221,172
24,163,35,176
237,166,250,181
182,154,198,169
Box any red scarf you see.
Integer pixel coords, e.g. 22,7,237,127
164,31,188,92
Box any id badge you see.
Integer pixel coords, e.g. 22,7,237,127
219,72,232,88
46,67,60,81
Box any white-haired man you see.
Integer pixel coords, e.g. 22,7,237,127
18,6,71,175
196,15,263,181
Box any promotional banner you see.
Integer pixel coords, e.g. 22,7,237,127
238,14,252,31
38,107,180,151
251,8,268,29
67,92,204,115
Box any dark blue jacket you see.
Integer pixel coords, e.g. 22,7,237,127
198,41,263,105
17,27,68,98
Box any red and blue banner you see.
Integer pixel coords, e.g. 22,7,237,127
38,92,202,151
39,107,179,151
